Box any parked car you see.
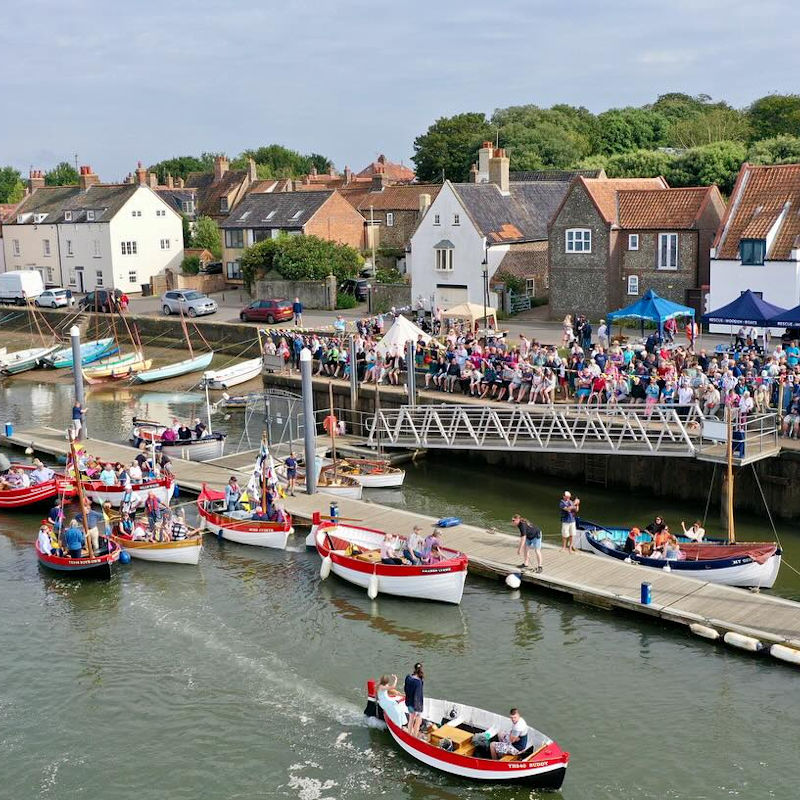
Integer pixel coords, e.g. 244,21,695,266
161,290,217,317
240,298,293,324
0,270,45,304
35,288,75,308
339,278,369,301
199,261,223,275
78,289,122,312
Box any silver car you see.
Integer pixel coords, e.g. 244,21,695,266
35,288,75,308
161,290,218,317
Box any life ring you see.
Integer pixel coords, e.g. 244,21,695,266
436,517,461,528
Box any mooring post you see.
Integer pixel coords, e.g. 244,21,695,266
300,347,317,494
70,325,87,440
405,339,416,407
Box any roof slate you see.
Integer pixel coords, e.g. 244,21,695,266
510,169,604,182
220,191,332,230
715,163,800,260
492,241,548,282
617,187,718,229
8,184,139,224
356,155,415,182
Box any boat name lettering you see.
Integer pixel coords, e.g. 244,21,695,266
420,567,452,574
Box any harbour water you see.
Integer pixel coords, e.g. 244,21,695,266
1,379,798,799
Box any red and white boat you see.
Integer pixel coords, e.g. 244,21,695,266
365,681,569,790
0,464,75,509
196,485,293,549
313,519,468,604
82,476,175,507
35,536,121,579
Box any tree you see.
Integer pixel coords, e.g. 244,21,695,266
0,166,24,203
45,161,79,186
748,135,800,165
191,216,221,258
240,239,280,288
411,112,492,182
149,155,212,184
669,106,749,148
602,149,674,178
747,94,800,141
232,144,333,179
181,214,192,248
649,93,710,123
594,107,670,155
667,141,747,194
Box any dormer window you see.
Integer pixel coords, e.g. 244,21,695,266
290,209,302,220
220,197,229,213
64,210,73,222
34,213,47,223
740,238,766,266
264,210,276,221
87,210,95,221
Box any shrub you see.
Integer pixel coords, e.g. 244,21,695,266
181,255,201,275
336,292,359,310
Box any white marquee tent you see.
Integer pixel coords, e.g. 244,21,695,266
376,315,433,356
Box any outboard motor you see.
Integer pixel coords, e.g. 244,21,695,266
364,679,384,721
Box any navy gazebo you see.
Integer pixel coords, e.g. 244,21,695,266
607,289,695,336
701,290,786,326
767,303,800,328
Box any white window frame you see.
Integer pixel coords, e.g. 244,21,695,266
86,210,95,221
64,210,72,222
565,228,592,253
96,270,104,287
12,239,20,256
628,233,639,251
658,233,679,270
433,213,440,226
160,239,170,250
120,241,138,256
42,239,51,257
453,213,460,225
93,239,101,258
435,247,454,272
525,277,535,298
128,270,137,284
386,212,394,227
627,275,639,295
66,240,73,256
46,267,55,283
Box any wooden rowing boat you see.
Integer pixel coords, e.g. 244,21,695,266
36,536,121,579
200,357,262,389
109,524,202,565
43,337,118,368
131,351,214,383
0,345,60,375
82,475,175,507
131,418,226,462
326,458,405,488
276,463,363,499
0,464,75,509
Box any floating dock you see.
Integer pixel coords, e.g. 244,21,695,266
3,426,800,663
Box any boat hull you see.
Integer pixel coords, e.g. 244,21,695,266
131,420,226,462
201,357,262,389
109,535,202,564
36,540,120,579
574,520,782,589
315,523,468,604
0,466,75,509
0,345,60,375
44,338,117,368
131,351,214,383
277,466,363,499
83,477,175,507
197,495,292,549
348,470,405,488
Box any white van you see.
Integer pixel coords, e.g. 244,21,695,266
0,270,45,304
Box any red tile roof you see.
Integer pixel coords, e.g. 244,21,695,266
715,163,800,260
354,184,441,212
581,177,668,224
357,154,415,182
617,187,721,229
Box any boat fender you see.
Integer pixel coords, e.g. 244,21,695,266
689,623,720,641
436,517,461,528
119,550,132,565
723,631,763,653
173,483,179,499
320,555,332,580
662,564,671,572
368,574,379,600
505,573,522,590
216,528,224,541
770,644,800,666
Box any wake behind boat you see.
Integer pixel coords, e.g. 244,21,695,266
365,682,569,789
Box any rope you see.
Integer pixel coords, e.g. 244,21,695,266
750,463,781,546
781,559,800,578
701,462,717,529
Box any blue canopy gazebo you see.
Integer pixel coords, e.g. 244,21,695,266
766,303,800,328
607,289,695,337
701,290,786,327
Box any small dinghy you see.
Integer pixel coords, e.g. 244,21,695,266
82,475,175,507
82,352,152,383
364,681,569,789
330,458,405,488
43,337,117,368
200,357,262,390
109,523,202,565
276,463,363,499
314,520,468,604
132,351,214,383
0,464,75,509
0,345,60,375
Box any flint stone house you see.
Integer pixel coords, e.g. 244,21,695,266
548,177,725,320
709,163,800,332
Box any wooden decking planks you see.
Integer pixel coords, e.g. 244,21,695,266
3,425,800,655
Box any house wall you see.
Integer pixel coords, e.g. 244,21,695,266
56,222,112,292
708,258,800,333
3,222,63,286
548,184,610,320
696,195,726,288
365,208,419,251
304,192,365,250
620,230,698,306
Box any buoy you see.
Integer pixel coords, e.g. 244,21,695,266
368,574,379,599
723,631,763,652
505,573,522,590
119,550,132,565
770,644,800,666
662,564,671,572
689,623,720,641
216,528,224,541
320,555,332,580
25,444,34,455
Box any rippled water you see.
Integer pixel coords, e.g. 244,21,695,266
1,378,799,799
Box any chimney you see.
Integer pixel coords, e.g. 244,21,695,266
148,172,158,189
135,161,147,186
329,163,336,177
371,168,387,191
418,193,431,215
488,148,510,194
79,165,100,191
468,163,478,183
166,174,174,189
214,155,229,182
248,157,258,183
310,166,318,177
477,141,493,183
344,165,352,184
28,169,45,192
176,177,184,189
377,154,386,165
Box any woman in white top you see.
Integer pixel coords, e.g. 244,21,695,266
562,315,574,347
681,520,705,541
377,674,408,728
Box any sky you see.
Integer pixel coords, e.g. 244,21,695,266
2,0,799,181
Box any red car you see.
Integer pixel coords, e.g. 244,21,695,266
240,298,293,324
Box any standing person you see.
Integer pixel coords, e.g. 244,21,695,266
403,663,425,738
284,452,298,496
78,502,103,553
512,514,543,572
63,519,86,558
71,400,86,438
559,491,579,553
144,491,165,533
597,319,609,350
292,297,303,327
225,476,242,512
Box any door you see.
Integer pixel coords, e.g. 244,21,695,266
76,268,85,293
435,284,468,309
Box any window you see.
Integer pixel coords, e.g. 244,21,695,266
181,200,195,214
386,212,394,227
525,278,535,298
290,209,302,220
628,234,639,250
433,214,440,225
156,209,165,217
740,238,766,266
225,229,244,249
120,241,137,255
86,210,95,221
226,260,241,280
627,275,639,295
435,247,453,271
12,239,20,256
64,210,72,222
42,239,50,256
93,239,101,257
658,233,678,270
128,270,137,284
264,210,276,221
219,197,229,213
160,239,170,250
131,210,139,217
96,270,104,287
34,213,47,223
47,267,55,283
66,240,73,256
453,213,460,225
565,228,592,253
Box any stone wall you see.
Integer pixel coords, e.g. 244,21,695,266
621,231,698,307
255,275,337,310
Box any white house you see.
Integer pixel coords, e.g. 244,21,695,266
407,147,572,310
709,162,800,333
2,166,183,292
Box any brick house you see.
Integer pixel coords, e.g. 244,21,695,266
219,190,365,282
548,177,725,320
185,156,259,223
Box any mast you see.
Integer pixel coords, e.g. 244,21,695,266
329,381,337,480
68,430,94,557
261,431,268,513
726,406,736,544
204,382,213,435
179,305,194,359
374,381,382,458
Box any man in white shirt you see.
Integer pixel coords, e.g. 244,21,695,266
128,461,143,483
490,708,530,758
30,460,55,485
403,526,423,564
37,525,54,555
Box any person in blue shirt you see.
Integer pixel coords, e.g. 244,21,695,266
77,506,104,553
284,454,297,497
48,501,64,531
403,663,425,737
292,297,303,327
63,520,86,558
225,476,242,512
